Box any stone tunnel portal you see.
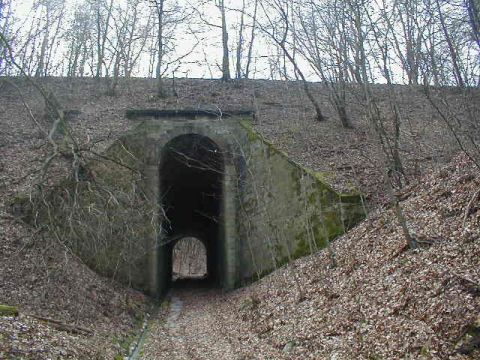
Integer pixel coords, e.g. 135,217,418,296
159,134,225,291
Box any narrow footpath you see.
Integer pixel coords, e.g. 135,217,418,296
139,286,278,360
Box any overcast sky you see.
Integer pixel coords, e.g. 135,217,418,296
8,0,286,79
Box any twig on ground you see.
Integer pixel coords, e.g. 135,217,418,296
27,314,94,335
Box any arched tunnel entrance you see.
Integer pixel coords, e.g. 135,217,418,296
159,134,225,292
172,237,208,281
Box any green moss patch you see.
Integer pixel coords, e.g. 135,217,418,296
0,305,19,317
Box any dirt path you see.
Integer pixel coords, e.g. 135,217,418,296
140,287,247,360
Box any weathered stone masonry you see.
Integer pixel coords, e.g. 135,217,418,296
109,110,365,296
33,110,365,297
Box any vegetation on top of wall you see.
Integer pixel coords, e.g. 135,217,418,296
239,119,364,198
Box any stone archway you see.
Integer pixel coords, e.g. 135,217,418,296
94,109,362,297
158,134,228,293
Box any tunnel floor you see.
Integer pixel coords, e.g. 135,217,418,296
140,287,242,359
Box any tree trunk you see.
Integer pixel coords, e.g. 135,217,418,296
244,0,258,79
235,0,246,79
220,0,230,81
435,0,465,87
386,169,417,250
35,5,50,77
155,0,165,96
467,0,480,50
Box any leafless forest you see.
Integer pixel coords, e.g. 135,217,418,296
1,0,479,85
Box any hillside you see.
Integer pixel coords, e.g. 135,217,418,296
0,78,479,358
1,78,478,203
225,153,479,359
141,154,479,359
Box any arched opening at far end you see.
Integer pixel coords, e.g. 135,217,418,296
172,237,207,281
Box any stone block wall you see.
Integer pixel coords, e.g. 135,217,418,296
235,120,365,282
22,112,365,296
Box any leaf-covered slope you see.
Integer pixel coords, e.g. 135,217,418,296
0,211,150,359
221,154,479,359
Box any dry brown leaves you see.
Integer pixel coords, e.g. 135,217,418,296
0,78,478,358
136,154,478,360
216,153,479,359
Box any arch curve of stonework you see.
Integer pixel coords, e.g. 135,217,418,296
116,113,245,297
110,110,364,298
159,133,224,285
60,110,364,298
143,126,240,297
153,127,238,168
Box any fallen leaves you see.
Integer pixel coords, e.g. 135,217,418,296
0,78,479,358
215,153,480,359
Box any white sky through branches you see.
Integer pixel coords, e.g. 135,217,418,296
9,0,283,79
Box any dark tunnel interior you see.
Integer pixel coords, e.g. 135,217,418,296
160,134,224,287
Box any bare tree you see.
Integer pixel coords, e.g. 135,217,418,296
434,0,465,87
258,0,326,121
104,1,151,94
235,0,246,79
65,4,92,77
244,0,258,79
193,0,232,81
219,0,231,81
394,0,425,85
89,0,114,78
120,0,151,78
35,1,51,76
466,0,480,49
15,0,66,77
150,0,192,96
0,0,13,75
151,0,167,95
345,0,416,249
294,0,353,128
232,0,260,80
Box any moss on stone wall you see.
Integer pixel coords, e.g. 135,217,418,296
0,305,18,317
238,119,365,281
15,115,364,295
